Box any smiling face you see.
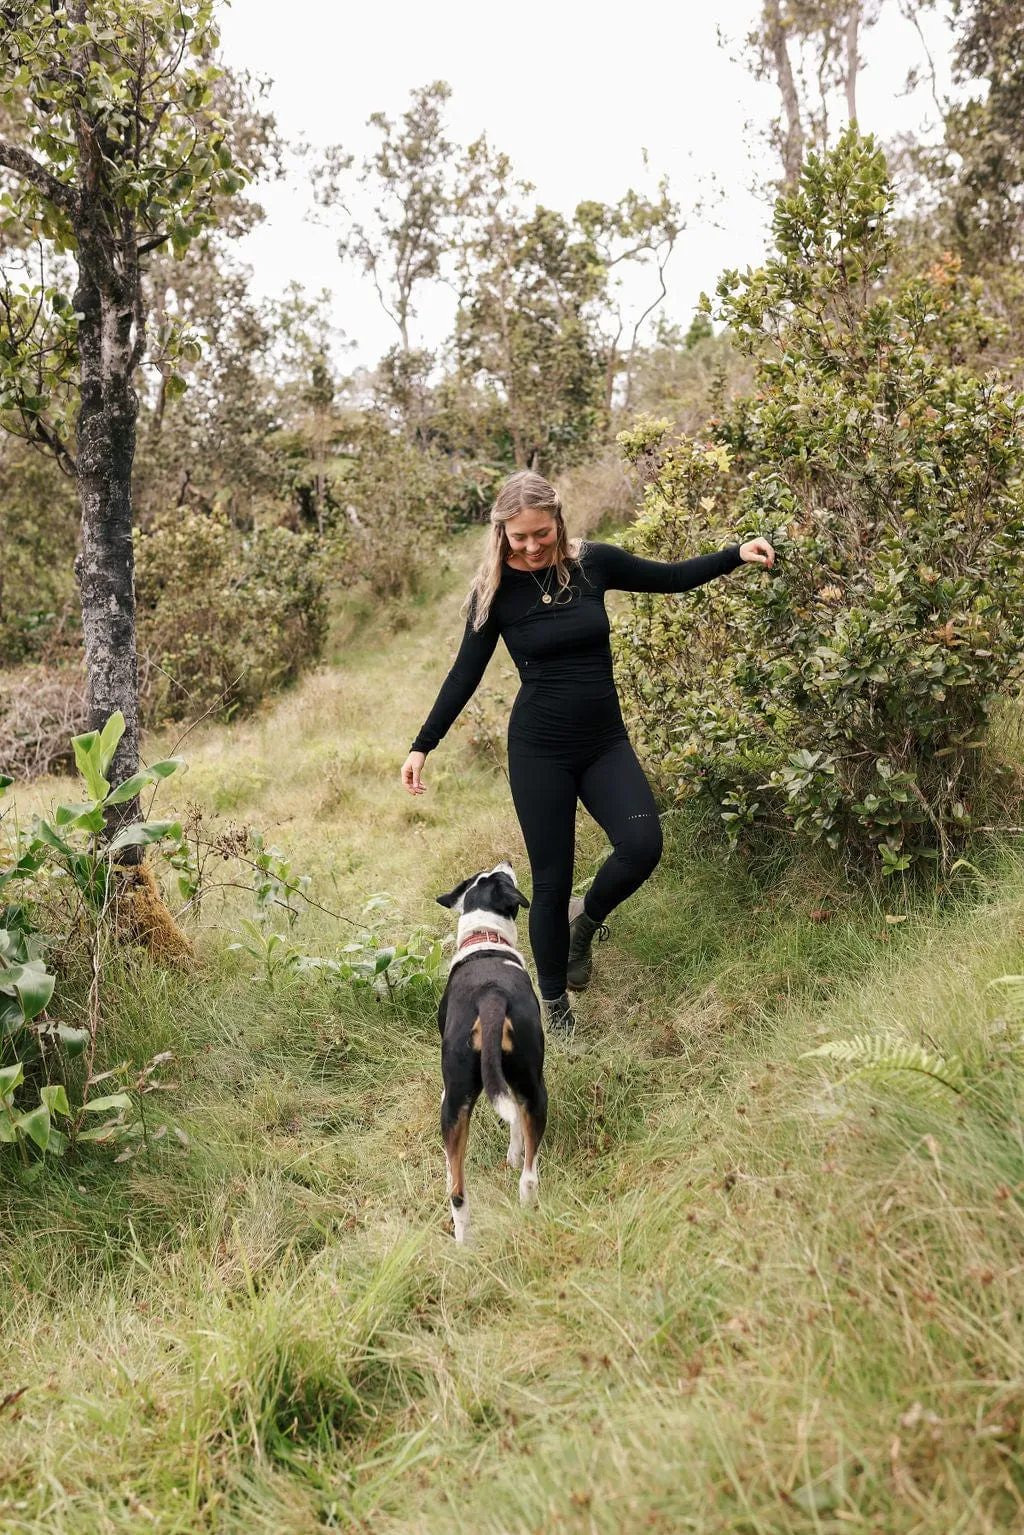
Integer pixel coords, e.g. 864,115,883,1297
503,506,560,570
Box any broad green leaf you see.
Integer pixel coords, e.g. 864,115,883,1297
0,1115,17,1143
40,1084,70,1117
0,774,12,793
98,711,126,775
33,819,75,858
46,1128,69,1157
148,758,183,779
82,1092,132,1114
104,771,154,805
57,1024,89,1057
0,960,55,1022
72,731,109,801
54,802,107,834
107,820,182,854
0,1062,25,1096
16,1104,50,1150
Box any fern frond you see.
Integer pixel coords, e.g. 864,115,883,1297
803,1032,964,1095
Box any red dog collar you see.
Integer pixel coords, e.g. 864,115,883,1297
457,929,515,955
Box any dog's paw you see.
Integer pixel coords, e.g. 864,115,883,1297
519,1170,539,1207
506,1146,524,1172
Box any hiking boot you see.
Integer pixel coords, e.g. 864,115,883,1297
566,897,609,992
542,991,576,1038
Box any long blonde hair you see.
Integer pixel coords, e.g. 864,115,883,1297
468,471,581,630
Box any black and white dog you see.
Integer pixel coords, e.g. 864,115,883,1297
435,862,547,1244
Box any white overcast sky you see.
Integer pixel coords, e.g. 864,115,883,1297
217,0,956,370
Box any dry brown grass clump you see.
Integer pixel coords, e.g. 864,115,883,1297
0,661,88,781
556,451,637,539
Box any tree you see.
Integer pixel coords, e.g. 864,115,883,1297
0,0,256,846
453,138,606,471
575,176,686,415
314,81,455,359
744,1,882,187
938,0,1024,266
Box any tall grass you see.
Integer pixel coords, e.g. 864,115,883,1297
2,534,1023,1532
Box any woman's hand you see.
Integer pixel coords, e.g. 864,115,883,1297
401,750,427,795
740,537,775,568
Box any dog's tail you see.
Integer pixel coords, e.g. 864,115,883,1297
477,986,517,1129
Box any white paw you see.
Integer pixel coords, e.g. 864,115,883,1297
519,1170,539,1207
507,1143,524,1171
452,1204,471,1244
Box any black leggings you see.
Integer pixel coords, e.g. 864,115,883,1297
508,735,664,1000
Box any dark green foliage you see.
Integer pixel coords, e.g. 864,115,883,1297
614,131,1024,875
0,439,80,663
134,511,327,722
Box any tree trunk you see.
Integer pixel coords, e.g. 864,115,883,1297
765,0,805,189
845,5,860,123
72,251,143,857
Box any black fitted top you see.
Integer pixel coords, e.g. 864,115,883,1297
410,540,744,755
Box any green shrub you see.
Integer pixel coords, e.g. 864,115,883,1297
134,510,327,723
330,415,473,597
613,131,1024,875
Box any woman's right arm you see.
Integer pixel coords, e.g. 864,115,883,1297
401,606,500,793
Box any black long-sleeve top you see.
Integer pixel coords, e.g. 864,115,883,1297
410,540,744,756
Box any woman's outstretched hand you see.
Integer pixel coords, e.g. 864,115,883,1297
401,750,427,795
739,537,775,568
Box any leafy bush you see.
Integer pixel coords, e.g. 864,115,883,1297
134,510,328,723
1,715,185,1163
613,131,1024,875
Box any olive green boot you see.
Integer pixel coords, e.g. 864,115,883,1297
566,898,609,992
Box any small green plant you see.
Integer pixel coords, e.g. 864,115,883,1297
227,890,445,998
1,714,186,1162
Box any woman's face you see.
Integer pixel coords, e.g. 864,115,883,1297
504,507,559,567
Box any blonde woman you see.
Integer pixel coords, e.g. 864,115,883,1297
401,470,774,1033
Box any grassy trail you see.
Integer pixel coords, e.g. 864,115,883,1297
2,539,1024,1533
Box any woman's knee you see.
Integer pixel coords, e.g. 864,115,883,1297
619,812,663,878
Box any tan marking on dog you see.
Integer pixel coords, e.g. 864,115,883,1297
501,1016,514,1053
470,1015,481,1051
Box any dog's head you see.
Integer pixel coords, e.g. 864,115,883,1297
436,861,530,922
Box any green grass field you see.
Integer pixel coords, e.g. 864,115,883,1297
2,538,1023,1532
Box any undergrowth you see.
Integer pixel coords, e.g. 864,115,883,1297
2,535,1023,1532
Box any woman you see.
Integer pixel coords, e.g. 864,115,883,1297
401,470,775,1033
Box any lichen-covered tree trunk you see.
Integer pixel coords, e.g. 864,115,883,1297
72,245,143,858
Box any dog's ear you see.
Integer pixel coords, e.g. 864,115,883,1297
436,875,473,911
509,884,530,911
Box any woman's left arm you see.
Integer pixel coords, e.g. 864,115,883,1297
592,538,775,594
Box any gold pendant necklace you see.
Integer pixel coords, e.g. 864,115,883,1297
528,564,555,604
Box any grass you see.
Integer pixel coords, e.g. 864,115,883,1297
2,534,1024,1532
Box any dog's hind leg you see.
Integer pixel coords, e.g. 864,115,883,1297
442,1098,474,1244
518,1086,547,1208
506,1102,524,1171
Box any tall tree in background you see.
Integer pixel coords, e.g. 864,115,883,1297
940,0,1024,264
747,1,881,186
575,178,685,414
314,81,454,358
0,0,256,843
453,138,606,471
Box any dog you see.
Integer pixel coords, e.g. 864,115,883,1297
435,862,547,1244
